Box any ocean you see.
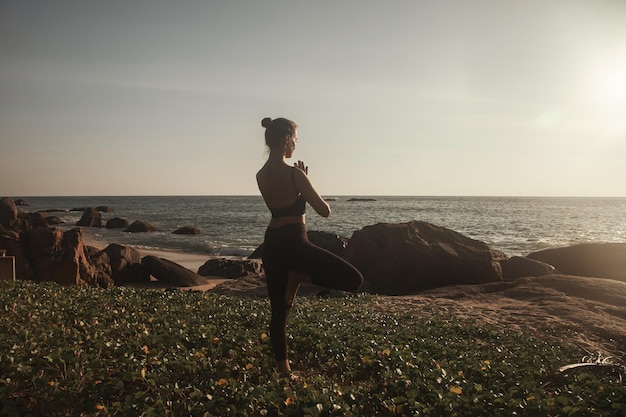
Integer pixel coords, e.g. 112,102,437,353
13,196,626,258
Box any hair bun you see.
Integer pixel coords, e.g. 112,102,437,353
261,117,273,128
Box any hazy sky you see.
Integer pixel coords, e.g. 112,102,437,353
1,0,625,197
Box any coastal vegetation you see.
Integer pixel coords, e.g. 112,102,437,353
1,280,624,416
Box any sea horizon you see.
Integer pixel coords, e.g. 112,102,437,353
9,195,624,260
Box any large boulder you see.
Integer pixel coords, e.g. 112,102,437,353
76,208,102,227
500,256,559,279
22,227,113,287
198,258,263,278
0,234,32,280
125,220,156,233
142,256,210,287
249,230,349,259
0,197,19,230
344,221,502,295
527,243,626,282
102,243,148,284
106,217,129,229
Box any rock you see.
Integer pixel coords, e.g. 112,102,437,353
249,230,349,259
173,226,202,235
500,256,559,279
1,197,48,235
125,220,156,233
22,227,113,287
0,197,19,230
88,249,113,288
14,199,29,206
527,243,626,282
44,216,64,226
198,258,263,278
19,212,49,233
96,206,114,212
142,255,209,287
348,198,377,202
344,221,502,295
106,217,129,229
0,234,32,280
103,243,148,284
76,208,102,227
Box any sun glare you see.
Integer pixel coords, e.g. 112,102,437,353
589,56,626,105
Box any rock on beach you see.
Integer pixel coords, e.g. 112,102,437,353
344,221,502,295
527,243,626,282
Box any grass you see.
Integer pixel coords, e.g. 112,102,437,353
0,280,624,417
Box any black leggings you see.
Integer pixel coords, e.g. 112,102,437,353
262,224,363,361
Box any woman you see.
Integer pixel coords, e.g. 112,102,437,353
256,117,363,376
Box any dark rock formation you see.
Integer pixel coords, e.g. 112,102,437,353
22,227,113,287
14,199,29,206
198,258,263,278
106,217,129,229
500,256,559,279
0,234,32,280
76,208,102,227
96,206,114,212
103,244,148,284
0,197,18,230
347,198,377,202
172,226,202,235
527,243,626,282
124,220,156,233
344,221,502,295
249,230,349,259
141,256,209,287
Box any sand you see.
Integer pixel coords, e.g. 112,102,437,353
87,241,228,291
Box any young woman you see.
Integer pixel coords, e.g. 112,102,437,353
256,117,363,376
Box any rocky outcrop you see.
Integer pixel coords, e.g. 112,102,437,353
96,206,114,213
249,230,349,259
0,197,19,230
0,234,32,280
103,244,148,284
125,220,156,233
142,256,209,287
106,217,129,229
173,226,202,235
198,258,263,278
22,227,113,288
344,221,502,295
76,208,102,227
527,243,626,282
500,256,559,279
14,199,29,206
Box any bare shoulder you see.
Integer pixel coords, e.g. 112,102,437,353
292,166,311,184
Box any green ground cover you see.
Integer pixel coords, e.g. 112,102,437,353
0,280,624,416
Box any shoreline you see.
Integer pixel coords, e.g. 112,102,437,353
85,239,230,291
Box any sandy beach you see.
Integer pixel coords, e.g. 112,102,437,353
87,240,229,291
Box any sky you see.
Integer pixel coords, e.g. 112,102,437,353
1,0,625,197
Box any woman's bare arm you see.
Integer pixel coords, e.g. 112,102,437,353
293,161,330,217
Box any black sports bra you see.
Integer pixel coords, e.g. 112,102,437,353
269,168,306,218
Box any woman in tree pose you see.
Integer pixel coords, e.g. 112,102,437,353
256,117,363,376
